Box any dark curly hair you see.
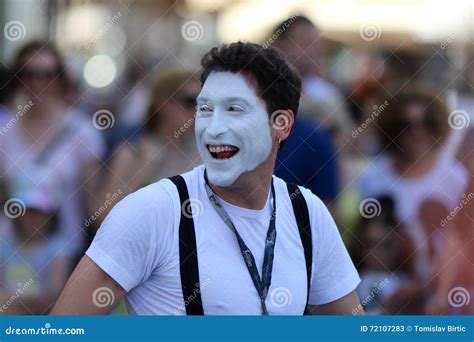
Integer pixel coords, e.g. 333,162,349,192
200,42,302,148
376,86,450,156
11,40,68,92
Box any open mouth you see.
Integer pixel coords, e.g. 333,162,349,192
207,144,240,160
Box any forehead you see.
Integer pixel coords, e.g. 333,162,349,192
199,71,259,100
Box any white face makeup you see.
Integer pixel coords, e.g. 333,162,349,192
195,71,273,187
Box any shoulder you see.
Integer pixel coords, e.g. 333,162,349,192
297,183,333,232
273,175,329,228
438,151,469,179
434,152,469,196
113,178,178,219
108,165,203,221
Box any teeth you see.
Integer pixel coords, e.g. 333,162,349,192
208,145,237,153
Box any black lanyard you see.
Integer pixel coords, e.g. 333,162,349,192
204,172,277,315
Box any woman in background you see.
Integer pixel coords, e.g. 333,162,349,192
427,171,474,314
0,41,105,258
357,87,469,295
94,67,201,226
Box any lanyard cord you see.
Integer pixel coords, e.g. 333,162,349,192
204,172,277,315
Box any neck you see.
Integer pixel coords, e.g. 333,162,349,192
393,150,439,177
209,175,272,210
207,159,275,210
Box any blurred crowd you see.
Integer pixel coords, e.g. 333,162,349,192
0,13,473,315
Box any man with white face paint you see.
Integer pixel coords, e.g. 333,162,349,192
195,71,273,188
52,42,362,316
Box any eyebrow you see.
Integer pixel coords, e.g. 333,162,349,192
196,96,251,106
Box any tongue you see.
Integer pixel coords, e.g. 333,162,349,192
216,151,235,159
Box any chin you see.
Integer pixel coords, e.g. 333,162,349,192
206,170,239,187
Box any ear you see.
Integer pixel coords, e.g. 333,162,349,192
269,109,295,143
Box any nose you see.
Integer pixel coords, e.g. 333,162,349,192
206,111,228,138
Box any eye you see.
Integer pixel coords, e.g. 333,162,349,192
228,105,244,113
197,104,213,115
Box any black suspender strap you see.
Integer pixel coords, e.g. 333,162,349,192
286,183,313,315
168,175,204,315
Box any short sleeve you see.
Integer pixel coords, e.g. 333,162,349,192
86,181,175,292
301,188,361,305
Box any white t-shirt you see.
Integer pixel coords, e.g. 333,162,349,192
357,151,469,280
86,165,360,315
0,110,106,254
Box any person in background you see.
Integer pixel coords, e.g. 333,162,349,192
350,196,420,314
270,17,340,210
427,169,474,315
0,41,106,258
270,15,353,136
0,170,70,315
357,87,469,292
274,117,339,210
94,67,201,226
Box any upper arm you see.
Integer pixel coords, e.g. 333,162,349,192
47,256,72,296
51,181,176,315
51,255,126,315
